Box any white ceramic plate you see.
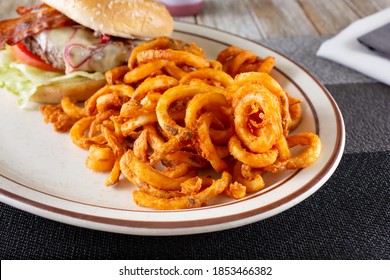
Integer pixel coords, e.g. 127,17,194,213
0,22,345,236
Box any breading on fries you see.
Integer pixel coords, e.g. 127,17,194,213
41,37,321,210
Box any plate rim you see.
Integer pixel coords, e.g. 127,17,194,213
0,22,345,235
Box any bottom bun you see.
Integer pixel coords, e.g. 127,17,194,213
30,77,107,104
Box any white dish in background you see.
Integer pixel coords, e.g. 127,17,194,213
0,22,345,236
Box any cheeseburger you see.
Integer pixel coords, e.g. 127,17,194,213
0,0,173,106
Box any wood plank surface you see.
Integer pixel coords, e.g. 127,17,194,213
298,0,360,35
196,0,264,40
247,0,318,38
1,0,390,39
344,0,390,17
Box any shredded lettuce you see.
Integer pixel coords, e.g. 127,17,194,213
0,46,105,108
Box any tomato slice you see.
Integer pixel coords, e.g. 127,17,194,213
12,42,63,73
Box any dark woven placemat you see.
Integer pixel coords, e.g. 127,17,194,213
1,151,389,259
1,37,389,260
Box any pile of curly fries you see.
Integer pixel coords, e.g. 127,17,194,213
41,37,321,210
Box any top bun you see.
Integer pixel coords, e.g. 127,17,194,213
42,0,174,38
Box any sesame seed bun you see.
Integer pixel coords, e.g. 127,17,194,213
42,0,174,38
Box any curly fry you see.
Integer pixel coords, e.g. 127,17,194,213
156,84,211,140
264,133,322,173
184,90,228,131
196,113,228,172
123,60,167,84
70,116,105,149
132,172,231,210
105,65,130,85
85,84,134,115
132,75,178,101
234,72,290,135
120,150,193,192
86,145,115,172
233,86,282,153
136,49,210,69
228,135,278,168
180,68,234,88
232,161,265,193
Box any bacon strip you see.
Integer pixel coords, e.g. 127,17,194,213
0,4,77,50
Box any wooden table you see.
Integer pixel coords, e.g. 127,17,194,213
2,0,390,40
176,0,390,39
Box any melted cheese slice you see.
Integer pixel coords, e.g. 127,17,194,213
34,27,132,74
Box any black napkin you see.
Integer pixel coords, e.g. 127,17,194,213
358,22,390,58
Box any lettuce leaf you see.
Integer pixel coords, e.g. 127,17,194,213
0,46,105,108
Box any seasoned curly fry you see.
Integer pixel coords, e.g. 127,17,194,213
233,87,282,153
70,116,106,149
184,90,228,131
231,161,265,193
85,84,133,115
264,133,322,173
105,65,130,85
196,113,228,172
86,145,115,172
156,84,211,139
234,72,291,135
123,60,167,84
120,150,194,192
228,135,279,168
131,75,178,101
132,172,231,210
180,68,234,88
217,45,275,76
40,103,80,132
136,49,210,69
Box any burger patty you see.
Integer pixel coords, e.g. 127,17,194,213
21,27,133,74
23,36,66,70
